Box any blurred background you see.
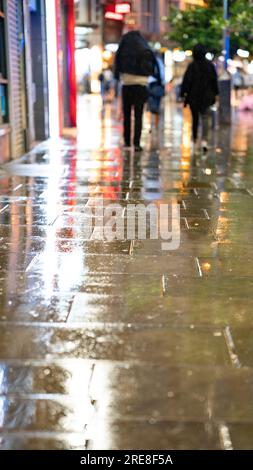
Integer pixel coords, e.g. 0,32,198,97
1,0,253,163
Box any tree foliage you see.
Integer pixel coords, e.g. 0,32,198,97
229,0,253,54
167,0,253,55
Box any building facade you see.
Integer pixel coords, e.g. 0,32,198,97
0,0,76,164
73,1,203,51
0,0,52,162
1,0,28,162
125,0,169,41
0,0,11,162
74,0,102,48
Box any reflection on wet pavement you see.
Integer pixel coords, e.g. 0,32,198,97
1,97,253,449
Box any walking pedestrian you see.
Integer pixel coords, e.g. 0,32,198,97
114,30,156,152
233,67,244,100
148,53,165,131
98,71,106,105
99,69,113,105
104,68,113,100
181,44,219,153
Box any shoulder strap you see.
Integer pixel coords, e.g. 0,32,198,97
154,58,161,84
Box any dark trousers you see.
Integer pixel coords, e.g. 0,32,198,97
122,85,148,147
190,106,209,142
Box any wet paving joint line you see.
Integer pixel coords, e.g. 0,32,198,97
0,358,142,367
13,184,23,192
227,177,239,189
182,200,187,210
206,384,215,420
48,214,60,226
84,195,98,208
2,320,239,333
203,209,210,220
223,326,241,368
21,320,128,329
161,274,168,297
65,294,76,323
0,431,88,439
129,240,135,256
195,257,203,277
39,190,48,199
184,217,190,230
23,286,41,295
25,254,40,273
0,392,90,400
62,167,69,178
85,440,93,450
218,424,233,450
0,204,9,214
88,363,96,406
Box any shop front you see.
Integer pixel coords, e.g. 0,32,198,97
0,0,28,162
0,0,10,162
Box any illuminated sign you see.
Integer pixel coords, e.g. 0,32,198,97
105,11,124,21
115,3,131,14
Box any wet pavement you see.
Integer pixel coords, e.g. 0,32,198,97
1,95,253,449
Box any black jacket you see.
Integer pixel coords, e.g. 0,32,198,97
114,31,156,80
181,59,219,112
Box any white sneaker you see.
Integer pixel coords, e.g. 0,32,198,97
202,140,208,153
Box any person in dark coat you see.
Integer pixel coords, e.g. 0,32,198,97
114,31,156,152
181,44,219,152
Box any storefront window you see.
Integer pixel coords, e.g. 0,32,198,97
0,85,8,123
0,0,8,124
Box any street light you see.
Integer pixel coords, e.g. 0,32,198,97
223,0,230,70
219,0,231,124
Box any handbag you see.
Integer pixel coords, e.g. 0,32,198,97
149,81,165,99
